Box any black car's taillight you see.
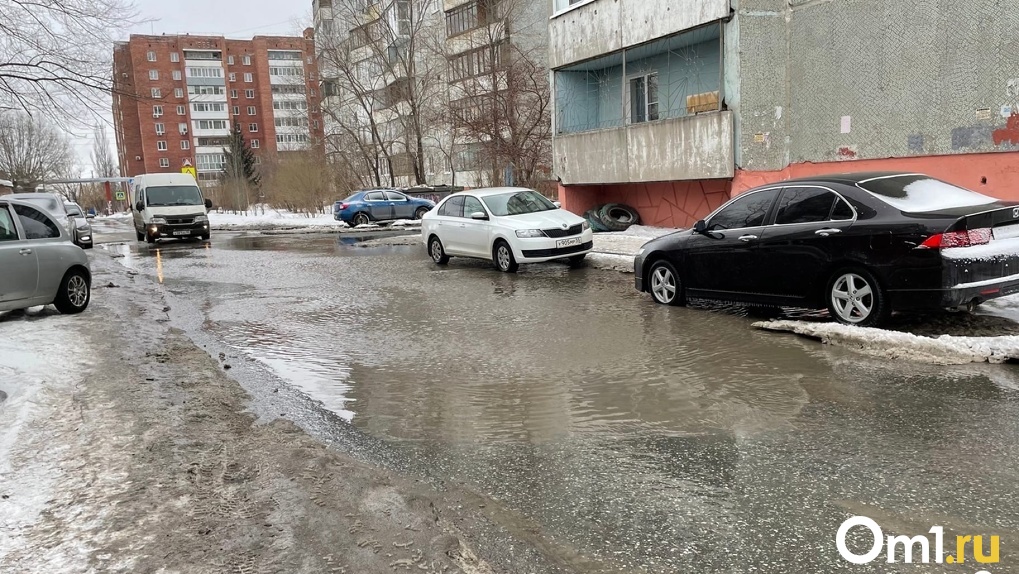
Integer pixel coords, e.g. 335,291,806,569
918,228,992,249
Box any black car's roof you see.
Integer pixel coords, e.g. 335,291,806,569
775,171,921,186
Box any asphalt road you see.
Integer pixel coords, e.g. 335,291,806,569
94,220,1019,574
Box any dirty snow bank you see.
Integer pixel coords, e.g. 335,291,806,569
591,225,679,270
209,211,348,231
754,319,1019,365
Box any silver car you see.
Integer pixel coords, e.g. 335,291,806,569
0,197,92,314
63,201,94,249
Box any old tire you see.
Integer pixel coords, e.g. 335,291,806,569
648,260,685,306
825,267,889,328
598,203,640,232
584,209,611,233
428,236,449,265
54,269,90,314
493,240,518,273
415,207,430,219
353,212,371,227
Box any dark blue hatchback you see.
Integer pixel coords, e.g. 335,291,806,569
334,189,435,226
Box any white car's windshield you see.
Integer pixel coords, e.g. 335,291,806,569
482,190,556,216
146,185,205,207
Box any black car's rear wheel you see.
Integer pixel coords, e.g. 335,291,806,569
826,268,888,327
648,260,685,306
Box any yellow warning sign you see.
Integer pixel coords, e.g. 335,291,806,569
181,166,197,178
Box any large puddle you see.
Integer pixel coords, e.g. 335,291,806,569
115,232,1019,573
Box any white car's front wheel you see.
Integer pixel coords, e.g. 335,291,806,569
493,240,518,273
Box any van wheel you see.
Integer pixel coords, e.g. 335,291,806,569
54,269,90,314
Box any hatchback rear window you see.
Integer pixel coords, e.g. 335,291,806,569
857,175,998,213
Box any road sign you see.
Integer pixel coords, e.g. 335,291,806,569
182,158,193,167
181,166,197,178
115,190,126,201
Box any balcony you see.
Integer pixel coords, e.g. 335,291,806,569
549,0,730,69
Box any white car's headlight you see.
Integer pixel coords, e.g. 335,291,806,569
581,220,591,231
515,229,544,238
150,217,167,224
195,215,209,223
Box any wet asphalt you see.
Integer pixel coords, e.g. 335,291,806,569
94,221,1019,574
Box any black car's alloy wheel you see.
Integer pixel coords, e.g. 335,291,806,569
353,212,370,227
429,236,449,264
649,261,685,306
826,268,888,327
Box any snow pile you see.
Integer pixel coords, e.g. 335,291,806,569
592,225,678,260
754,319,1019,365
209,210,349,231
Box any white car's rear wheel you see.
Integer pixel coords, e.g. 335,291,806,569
429,236,449,265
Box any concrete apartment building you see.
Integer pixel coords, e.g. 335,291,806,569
313,0,550,190
552,0,1019,228
113,33,326,187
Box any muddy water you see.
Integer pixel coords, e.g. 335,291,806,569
115,232,1019,574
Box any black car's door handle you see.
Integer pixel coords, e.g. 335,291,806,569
815,228,842,236
738,234,759,242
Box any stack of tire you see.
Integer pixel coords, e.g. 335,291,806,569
583,203,641,232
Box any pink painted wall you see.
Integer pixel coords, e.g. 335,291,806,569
560,151,1019,229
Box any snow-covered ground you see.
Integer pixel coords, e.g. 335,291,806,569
588,225,678,273
754,318,1019,365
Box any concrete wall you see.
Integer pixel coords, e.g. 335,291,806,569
554,110,734,184
736,0,1019,171
560,179,732,228
549,0,730,69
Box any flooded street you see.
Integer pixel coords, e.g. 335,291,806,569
103,227,1019,573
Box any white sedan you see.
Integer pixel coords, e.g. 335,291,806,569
421,187,593,272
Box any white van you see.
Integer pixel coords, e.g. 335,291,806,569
130,173,213,243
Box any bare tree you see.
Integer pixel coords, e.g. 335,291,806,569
0,0,143,121
261,151,333,215
0,112,75,189
91,124,118,178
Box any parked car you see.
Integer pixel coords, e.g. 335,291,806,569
422,187,593,272
0,197,91,314
63,201,94,249
334,189,435,226
634,172,1019,327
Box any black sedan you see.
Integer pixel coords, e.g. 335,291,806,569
634,172,1019,327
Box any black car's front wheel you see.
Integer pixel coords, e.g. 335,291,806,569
826,268,889,327
648,260,685,306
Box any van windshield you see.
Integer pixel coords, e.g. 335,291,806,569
146,185,204,207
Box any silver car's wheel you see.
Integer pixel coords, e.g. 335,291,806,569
647,260,684,306
826,269,888,327
54,269,90,314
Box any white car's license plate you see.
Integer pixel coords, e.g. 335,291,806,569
556,237,582,248
173,230,191,236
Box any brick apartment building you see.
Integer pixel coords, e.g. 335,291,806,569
113,31,326,188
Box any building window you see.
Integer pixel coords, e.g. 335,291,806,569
174,88,184,98
268,66,302,77
276,133,310,144
170,52,180,63
396,0,411,35
245,89,255,99
172,70,182,81
181,140,190,150
249,123,258,132
247,106,256,115
190,85,225,96
159,158,170,168
153,105,163,117
151,88,162,98
629,72,659,124
267,50,302,60
233,106,240,115
155,123,165,135
179,122,188,134
271,85,304,95
446,0,503,37
273,100,308,111
244,73,253,82
149,70,159,80
197,153,226,170
157,140,168,151
230,89,238,99
274,116,309,128
192,102,227,112
176,105,185,115
228,55,235,65
251,139,260,149
228,72,236,82
186,67,223,78
243,55,252,65
197,119,229,130
147,51,156,62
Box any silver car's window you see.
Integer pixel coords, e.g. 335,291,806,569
66,204,83,217
463,196,485,216
13,204,60,239
21,196,62,215
0,207,18,241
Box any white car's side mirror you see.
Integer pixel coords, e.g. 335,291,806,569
553,201,562,208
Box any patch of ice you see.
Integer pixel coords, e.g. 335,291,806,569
390,219,421,227
754,319,1019,365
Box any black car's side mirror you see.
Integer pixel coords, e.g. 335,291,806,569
693,220,707,233
205,198,213,209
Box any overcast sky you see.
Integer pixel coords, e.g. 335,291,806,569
68,0,312,174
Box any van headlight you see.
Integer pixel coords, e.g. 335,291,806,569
195,215,209,223
515,229,544,238
150,217,167,224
